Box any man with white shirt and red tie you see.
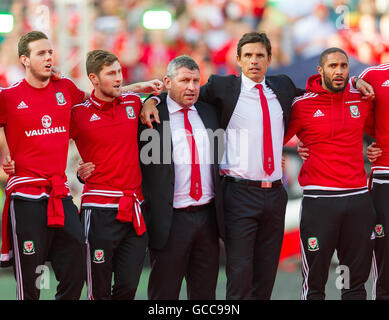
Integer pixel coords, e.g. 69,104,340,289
203,32,305,300
138,55,225,299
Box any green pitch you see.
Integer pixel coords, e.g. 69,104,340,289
0,264,228,300
0,262,374,300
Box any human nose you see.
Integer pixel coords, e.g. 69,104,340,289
187,80,195,90
115,73,123,82
334,66,344,75
45,52,53,61
250,56,259,65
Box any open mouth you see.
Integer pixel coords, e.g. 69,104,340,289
333,77,344,85
45,64,52,71
184,93,196,99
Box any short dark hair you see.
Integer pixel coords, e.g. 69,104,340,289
18,30,48,58
86,50,119,76
166,55,199,78
237,32,272,58
319,47,349,67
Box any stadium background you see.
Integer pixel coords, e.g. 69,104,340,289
0,0,387,299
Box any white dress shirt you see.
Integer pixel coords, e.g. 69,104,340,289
167,95,214,208
219,73,284,181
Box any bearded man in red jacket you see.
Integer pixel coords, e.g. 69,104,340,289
284,47,376,300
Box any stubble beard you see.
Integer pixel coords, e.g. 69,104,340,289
323,73,349,93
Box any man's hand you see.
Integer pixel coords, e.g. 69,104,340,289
140,79,164,95
366,142,382,163
123,79,164,95
2,155,15,175
297,140,309,162
140,98,160,128
356,78,375,101
78,160,95,181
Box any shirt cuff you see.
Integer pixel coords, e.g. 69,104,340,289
149,96,161,105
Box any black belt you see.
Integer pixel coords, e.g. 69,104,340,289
224,176,283,189
174,200,214,213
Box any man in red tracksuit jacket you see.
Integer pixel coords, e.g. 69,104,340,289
284,47,376,300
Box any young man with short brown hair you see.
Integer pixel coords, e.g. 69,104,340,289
70,49,147,300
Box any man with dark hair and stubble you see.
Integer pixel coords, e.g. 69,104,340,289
284,47,376,300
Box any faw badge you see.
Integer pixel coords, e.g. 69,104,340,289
41,115,52,128
55,92,66,106
23,240,35,255
93,249,105,263
375,224,385,238
349,105,360,118
307,237,319,251
126,106,136,119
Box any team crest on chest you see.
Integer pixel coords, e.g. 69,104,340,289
55,92,66,106
349,105,360,118
126,106,136,119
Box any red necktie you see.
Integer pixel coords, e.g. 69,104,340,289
181,108,202,201
255,84,274,176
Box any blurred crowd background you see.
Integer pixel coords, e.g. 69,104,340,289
1,0,389,87
0,0,388,203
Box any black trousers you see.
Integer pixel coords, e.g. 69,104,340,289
148,204,220,300
10,197,86,300
223,180,288,300
371,182,389,300
81,207,147,300
300,191,376,300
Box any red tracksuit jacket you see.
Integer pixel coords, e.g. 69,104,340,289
359,63,389,167
284,74,374,189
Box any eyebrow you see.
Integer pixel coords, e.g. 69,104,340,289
328,62,348,66
244,52,265,56
37,49,53,53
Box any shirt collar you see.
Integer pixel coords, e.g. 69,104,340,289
166,95,196,114
241,73,267,91
89,90,123,110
